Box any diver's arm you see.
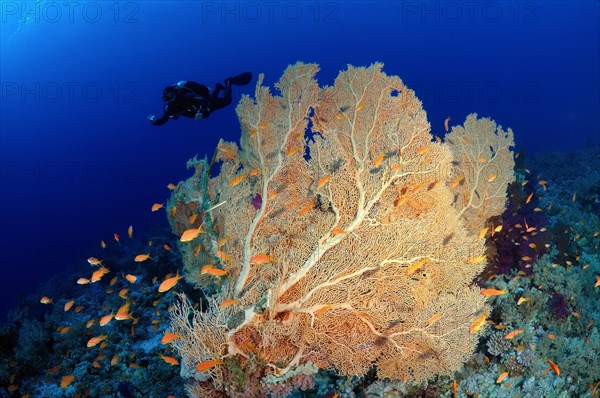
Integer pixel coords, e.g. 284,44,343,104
152,113,170,126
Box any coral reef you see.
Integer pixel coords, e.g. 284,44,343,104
167,62,516,395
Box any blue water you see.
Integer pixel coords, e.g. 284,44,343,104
0,1,598,322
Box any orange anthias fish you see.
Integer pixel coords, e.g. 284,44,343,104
87,257,103,266
115,302,133,321
444,116,451,132
161,333,181,344
250,254,273,266
206,267,227,277
547,359,560,375
196,359,223,372
128,225,133,238
316,175,331,188
134,253,152,262
87,334,108,348
114,233,120,244
60,375,75,388
40,296,53,304
504,329,524,340
91,267,110,283
151,203,164,212
496,371,509,384
469,314,488,333
100,313,114,327
180,225,204,242
158,272,183,293
481,289,506,297
64,300,75,312
160,355,179,366
124,274,137,284
219,299,238,308
77,277,91,285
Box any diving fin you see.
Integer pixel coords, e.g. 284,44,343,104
226,72,252,86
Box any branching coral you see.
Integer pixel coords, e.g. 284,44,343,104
167,62,516,395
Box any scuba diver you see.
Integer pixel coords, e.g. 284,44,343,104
148,72,252,126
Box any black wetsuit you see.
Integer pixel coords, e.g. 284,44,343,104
151,81,231,126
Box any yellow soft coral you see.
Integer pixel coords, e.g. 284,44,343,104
167,62,515,394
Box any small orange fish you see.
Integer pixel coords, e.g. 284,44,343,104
416,145,431,155
40,296,53,304
151,203,164,212
124,274,137,284
114,233,120,244
468,255,487,264
504,329,524,340
219,299,238,308
516,297,530,305
77,277,91,285
87,334,107,348
60,375,75,388
161,333,181,344
478,227,489,240
216,250,232,262
134,253,151,262
250,168,261,176
180,225,203,242
481,289,506,297
548,333,557,340
332,227,347,235
229,173,247,187
160,355,179,366
299,201,315,215
469,314,488,333
595,275,600,288
100,313,114,327
167,183,176,190
206,268,227,277
196,359,223,372
487,174,497,182
91,267,110,283
158,272,183,293
64,300,75,311
547,359,560,375
115,302,132,321
526,192,534,204
450,175,464,188
87,257,103,266
316,175,331,188
100,240,107,249
111,355,119,366
128,225,133,238
451,379,457,397
163,244,171,251
496,371,509,384
119,288,129,299
444,116,450,132
426,312,442,326
200,264,214,274
406,259,427,274
250,254,273,266
373,152,385,167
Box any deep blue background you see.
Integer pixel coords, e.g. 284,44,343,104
0,1,598,322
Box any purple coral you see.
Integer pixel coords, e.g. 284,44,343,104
549,293,569,320
252,193,262,210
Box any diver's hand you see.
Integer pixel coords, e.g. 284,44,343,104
147,114,157,124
